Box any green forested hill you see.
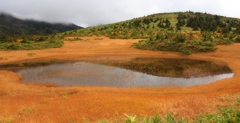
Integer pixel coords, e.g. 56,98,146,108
0,13,82,36
0,13,83,50
61,11,240,54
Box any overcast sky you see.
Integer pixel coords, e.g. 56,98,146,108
0,0,240,27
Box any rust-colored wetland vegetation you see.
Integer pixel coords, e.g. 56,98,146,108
1,36,240,122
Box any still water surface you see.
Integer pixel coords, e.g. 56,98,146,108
17,62,234,87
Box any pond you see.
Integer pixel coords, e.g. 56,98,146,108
14,58,234,87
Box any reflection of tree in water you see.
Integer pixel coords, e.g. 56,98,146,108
95,58,232,78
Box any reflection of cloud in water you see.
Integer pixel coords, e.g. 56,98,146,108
17,62,234,87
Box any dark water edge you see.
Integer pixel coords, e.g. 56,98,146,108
13,58,234,87
91,58,233,78
0,59,73,71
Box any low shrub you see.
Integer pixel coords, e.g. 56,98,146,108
132,39,217,54
0,40,64,50
181,49,191,55
94,38,104,40
235,36,240,43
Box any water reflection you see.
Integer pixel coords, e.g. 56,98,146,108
17,62,234,87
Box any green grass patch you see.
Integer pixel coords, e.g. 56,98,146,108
0,40,63,50
95,38,104,40
27,53,36,56
0,117,14,123
67,37,83,41
92,107,240,123
19,107,35,115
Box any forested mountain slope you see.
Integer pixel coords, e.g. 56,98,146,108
0,13,82,36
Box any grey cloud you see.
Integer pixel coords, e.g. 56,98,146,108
0,0,240,27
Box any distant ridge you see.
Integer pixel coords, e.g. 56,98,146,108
0,12,82,35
